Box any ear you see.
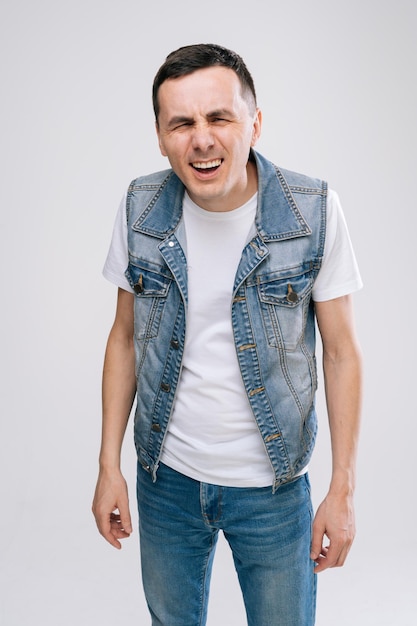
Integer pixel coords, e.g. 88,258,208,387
250,108,262,147
155,121,168,157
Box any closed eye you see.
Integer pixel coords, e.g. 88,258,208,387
174,121,194,130
207,108,234,124
167,116,194,131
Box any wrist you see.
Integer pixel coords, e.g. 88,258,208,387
98,453,122,473
328,471,356,498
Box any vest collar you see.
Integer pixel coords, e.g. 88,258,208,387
132,150,311,241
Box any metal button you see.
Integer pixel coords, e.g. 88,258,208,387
170,339,179,349
134,273,144,294
168,241,175,247
151,423,161,432
160,382,170,392
286,283,298,303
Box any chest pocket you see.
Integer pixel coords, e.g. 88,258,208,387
125,259,172,340
257,264,314,351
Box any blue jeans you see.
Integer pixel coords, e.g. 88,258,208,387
137,463,316,626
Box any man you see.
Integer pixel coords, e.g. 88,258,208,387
92,43,362,626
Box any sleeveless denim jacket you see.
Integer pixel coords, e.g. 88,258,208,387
125,150,327,491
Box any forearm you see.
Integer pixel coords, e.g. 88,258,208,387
99,327,136,471
312,295,362,570
311,331,362,570
323,340,362,496
92,289,135,548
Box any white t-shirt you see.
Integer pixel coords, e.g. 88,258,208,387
103,187,362,487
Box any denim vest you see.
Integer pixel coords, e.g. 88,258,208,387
125,150,327,491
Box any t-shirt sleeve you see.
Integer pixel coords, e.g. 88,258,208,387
312,189,363,302
102,192,134,293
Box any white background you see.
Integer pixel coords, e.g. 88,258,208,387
1,0,416,624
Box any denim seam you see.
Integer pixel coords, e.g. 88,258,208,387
197,532,217,626
200,484,223,525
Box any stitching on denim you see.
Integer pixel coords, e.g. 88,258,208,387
197,531,217,626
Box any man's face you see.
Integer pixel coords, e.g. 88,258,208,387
156,66,262,212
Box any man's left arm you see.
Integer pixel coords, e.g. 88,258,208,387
311,294,363,573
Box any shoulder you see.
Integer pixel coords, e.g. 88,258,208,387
125,168,176,224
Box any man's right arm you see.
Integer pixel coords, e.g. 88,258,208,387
92,288,136,549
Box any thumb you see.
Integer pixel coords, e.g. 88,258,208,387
310,519,325,560
310,537,321,560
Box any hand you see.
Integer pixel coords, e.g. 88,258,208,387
310,492,355,573
92,469,133,549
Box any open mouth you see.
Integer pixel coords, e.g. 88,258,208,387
191,159,222,173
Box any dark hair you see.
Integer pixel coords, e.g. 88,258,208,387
152,43,257,121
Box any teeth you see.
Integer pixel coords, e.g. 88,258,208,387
192,159,222,169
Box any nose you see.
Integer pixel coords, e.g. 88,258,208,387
190,122,215,152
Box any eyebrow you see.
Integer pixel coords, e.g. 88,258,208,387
206,108,234,119
166,116,194,129
166,109,235,129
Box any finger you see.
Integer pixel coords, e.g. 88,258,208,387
98,517,124,550
109,509,132,535
97,510,129,550
311,543,328,573
117,505,133,535
313,539,351,573
109,512,132,537
109,509,132,534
